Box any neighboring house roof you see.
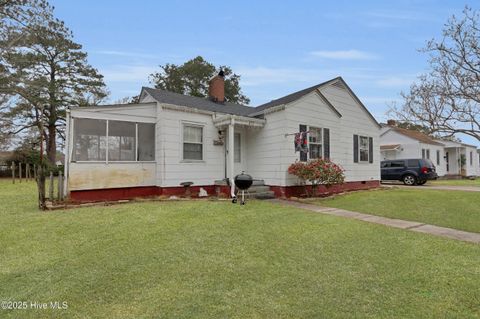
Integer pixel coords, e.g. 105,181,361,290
438,139,478,149
140,87,255,117
380,144,401,151
382,126,444,146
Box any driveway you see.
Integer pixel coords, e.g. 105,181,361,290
381,182,480,192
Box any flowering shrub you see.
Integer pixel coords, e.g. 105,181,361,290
288,158,345,196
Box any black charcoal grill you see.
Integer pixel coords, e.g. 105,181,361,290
233,172,253,205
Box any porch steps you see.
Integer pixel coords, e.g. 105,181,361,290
247,180,275,199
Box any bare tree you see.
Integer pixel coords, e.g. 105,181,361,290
392,7,480,141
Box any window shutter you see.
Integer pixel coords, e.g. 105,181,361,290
369,137,373,163
299,124,307,162
353,134,359,163
323,128,330,159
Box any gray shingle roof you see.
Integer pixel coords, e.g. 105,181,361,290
141,87,255,117
254,77,340,112
141,76,380,128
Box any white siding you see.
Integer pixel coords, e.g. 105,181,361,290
250,85,381,187
419,143,446,176
465,145,479,176
157,107,225,187
69,162,156,190
318,86,380,183
245,110,286,185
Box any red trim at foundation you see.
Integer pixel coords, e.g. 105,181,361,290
70,186,161,202
269,180,380,198
69,185,232,202
69,181,379,202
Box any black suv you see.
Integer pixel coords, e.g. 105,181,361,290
381,159,438,185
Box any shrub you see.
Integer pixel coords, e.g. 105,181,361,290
288,158,345,196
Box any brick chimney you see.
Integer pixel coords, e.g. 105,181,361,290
209,70,225,103
387,119,397,126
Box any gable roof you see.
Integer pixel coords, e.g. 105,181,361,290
383,126,444,146
254,77,340,112
140,77,380,127
254,76,380,127
140,87,255,117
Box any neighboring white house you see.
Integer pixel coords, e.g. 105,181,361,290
380,121,480,177
64,75,381,201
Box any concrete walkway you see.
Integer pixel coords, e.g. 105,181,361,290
270,199,480,244
382,183,480,192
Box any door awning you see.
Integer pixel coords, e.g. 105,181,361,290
380,144,401,151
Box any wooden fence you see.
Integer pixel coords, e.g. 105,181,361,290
9,162,65,201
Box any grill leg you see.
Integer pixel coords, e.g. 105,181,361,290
241,190,245,205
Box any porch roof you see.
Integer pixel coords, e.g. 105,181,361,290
212,114,266,129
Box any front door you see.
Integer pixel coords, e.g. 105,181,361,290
226,129,247,179
445,152,449,172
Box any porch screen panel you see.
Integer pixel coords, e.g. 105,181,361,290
138,123,155,161
73,118,107,161
108,121,136,161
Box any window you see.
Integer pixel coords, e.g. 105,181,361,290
108,120,136,161
390,160,405,168
359,136,369,162
138,123,155,161
426,149,430,159
422,149,426,159
407,159,419,168
436,150,440,165
234,133,241,163
183,125,203,160
72,118,155,162
309,127,323,159
470,151,473,166
381,161,390,168
73,118,107,161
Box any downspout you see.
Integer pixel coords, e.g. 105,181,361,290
229,116,236,198
63,109,71,196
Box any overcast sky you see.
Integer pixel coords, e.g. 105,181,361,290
50,0,479,144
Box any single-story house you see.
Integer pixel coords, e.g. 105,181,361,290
380,121,480,177
64,74,381,201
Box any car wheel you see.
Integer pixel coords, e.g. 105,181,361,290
403,174,417,186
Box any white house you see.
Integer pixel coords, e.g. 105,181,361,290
380,121,480,177
64,74,381,201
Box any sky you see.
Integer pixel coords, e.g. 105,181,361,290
50,0,479,145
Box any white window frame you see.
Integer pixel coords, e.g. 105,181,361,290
181,122,205,162
308,126,323,160
359,135,369,163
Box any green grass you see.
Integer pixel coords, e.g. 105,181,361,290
430,179,480,187
0,180,479,318
315,188,480,233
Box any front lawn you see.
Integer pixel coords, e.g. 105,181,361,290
315,188,480,233
0,180,479,318
430,179,480,187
